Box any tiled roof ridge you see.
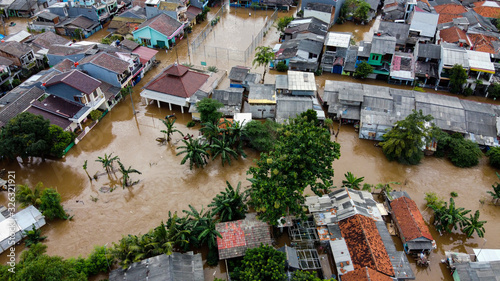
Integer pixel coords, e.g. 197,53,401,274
401,197,424,239
31,103,72,118
357,215,382,276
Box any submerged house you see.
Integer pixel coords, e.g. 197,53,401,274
212,88,244,117
388,191,435,255
228,66,261,88
132,13,185,49
368,36,396,77
323,80,363,121
414,43,441,88
273,33,324,72
321,32,352,74
247,84,276,119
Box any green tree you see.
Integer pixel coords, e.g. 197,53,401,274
276,61,288,72
242,119,281,152
340,0,371,23
323,118,334,135
39,188,68,220
0,112,51,160
487,82,500,99
354,61,373,79
429,197,471,234
292,270,337,281
236,244,286,281
380,110,435,165
117,161,142,188
176,137,210,170
95,153,120,174
210,134,238,166
487,172,500,205
24,226,47,247
208,181,248,222
49,125,75,157
82,160,92,181
449,64,467,94
342,172,364,190
276,16,294,32
447,134,482,168
462,210,486,238
487,147,500,168
16,182,43,208
160,117,182,142
353,1,371,22
197,98,223,125
253,46,274,83
248,115,341,225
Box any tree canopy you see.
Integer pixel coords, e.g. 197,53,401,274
248,115,341,225
236,244,286,281
449,64,467,94
253,46,274,83
354,61,373,79
276,16,294,33
340,0,371,23
437,133,482,168
487,146,500,169
381,110,436,165
242,119,281,152
196,98,223,125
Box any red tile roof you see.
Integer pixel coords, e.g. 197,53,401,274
215,213,272,260
439,27,470,45
438,13,463,24
474,6,500,18
45,69,102,95
390,196,433,242
434,4,467,14
341,267,393,281
468,33,499,54
144,64,209,98
78,52,130,74
338,215,395,277
132,46,158,64
53,59,75,73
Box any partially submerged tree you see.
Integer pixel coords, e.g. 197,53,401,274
487,172,500,205
39,188,68,220
117,161,142,188
235,244,286,281
196,98,223,125
449,64,467,94
176,137,210,170
428,197,470,234
380,110,435,165
16,182,43,208
160,117,182,142
276,16,294,33
463,210,486,238
354,61,373,79
248,115,341,225
487,147,500,169
24,226,47,247
95,153,120,174
208,181,248,222
242,119,281,152
342,172,364,190
253,46,274,83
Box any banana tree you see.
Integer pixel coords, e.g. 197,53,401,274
117,161,142,188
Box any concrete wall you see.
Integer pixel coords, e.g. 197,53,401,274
46,83,84,105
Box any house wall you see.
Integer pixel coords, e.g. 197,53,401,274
248,104,276,119
133,27,173,48
303,10,332,27
369,53,383,66
79,63,120,87
47,53,85,66
0,51,21,66
301,0,344,24
46,83,85,105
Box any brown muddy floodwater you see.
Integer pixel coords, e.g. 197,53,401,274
1,6,500,281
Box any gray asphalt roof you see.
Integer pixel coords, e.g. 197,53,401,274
417,43,441,60
378,21,410,45
358,41,372,58
0,86,45,128
453,260,500,281
371,36,397,55
228,66,250,82
410,11,439,38
275,75,288,89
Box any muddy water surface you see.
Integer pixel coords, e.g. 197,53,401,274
1,7,500,281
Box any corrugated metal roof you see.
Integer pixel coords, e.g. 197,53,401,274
287,71,316,91
442,45,469,68
410,11,439,38
371,36,397,55
275,75,288,89
325,32,352,48
467,50,495,72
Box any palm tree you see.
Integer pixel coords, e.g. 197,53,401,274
96,153,120,174
430,197,471,234
160,118,182,142
200,120,225,145
210,134,239,167
342,172,365,190
462,210,487,238
167,211,191,251
117,161,142,188
208,181,248,222
487,172,500,205
253,46,274,83
23,225,47,247
16,182,43,208
176,137,210,170
324,118,334,135
112,234,142,269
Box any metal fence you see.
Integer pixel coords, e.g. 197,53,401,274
190,5,226,54
199,9,278,63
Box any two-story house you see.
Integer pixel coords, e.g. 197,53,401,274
133,13,185,49
0,41,36,70
367,35,396,77
0,57,20,90
438,43,469,89
321,32,352,74
414,42,441,88
55,15,102,39
43,69,106,129
28,11,61,33
272,33,324,72
78,52,140,88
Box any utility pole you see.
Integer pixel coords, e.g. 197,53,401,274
128,86,136,115
186,28,191,64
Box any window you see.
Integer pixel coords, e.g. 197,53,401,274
141,38,151,46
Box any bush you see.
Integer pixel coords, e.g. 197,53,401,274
84,246,112,276
276,61,288,72
451,191,458,197
354,61,373,79
487,147,500,169
424,192,444,208
448,134,482,168
208,66,218,73
186,120,196,128
314,69,323,76
89,110,102,121
463,87,473,96
207,249,219,266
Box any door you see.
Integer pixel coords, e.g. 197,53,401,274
333,65,343,74
157,40,166,48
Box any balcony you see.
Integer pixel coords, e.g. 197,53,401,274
119,72,132,86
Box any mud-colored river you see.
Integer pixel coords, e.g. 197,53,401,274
1,5,500,281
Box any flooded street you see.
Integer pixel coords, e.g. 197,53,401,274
1,6,500,281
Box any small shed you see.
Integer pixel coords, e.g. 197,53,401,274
247,84,276,119
287,70,316,96
276,95,313,123
212,87,244,117
278,245,300,270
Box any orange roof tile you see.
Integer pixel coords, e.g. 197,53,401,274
390,196,434,243
468,33,499,54
434,4,467,14
474,6,500,18
342,267,394,281
439,26,470,45
438,13,463,24
338,215,395,277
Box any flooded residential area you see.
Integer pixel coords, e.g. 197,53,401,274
1,0,500,280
